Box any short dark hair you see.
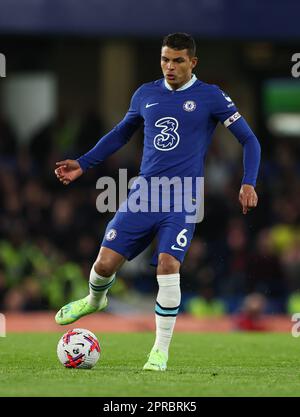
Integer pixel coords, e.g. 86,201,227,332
162,33,196,57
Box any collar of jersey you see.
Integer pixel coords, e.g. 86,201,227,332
164,74,197,91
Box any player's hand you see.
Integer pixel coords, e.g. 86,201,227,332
239,184,258,215
54,159,83,185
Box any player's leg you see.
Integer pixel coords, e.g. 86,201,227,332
143,214,195,371
143,253,180,371
55,247,125,325
87,246,125,309
55,205,156,325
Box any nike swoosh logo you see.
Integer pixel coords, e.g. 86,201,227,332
171,245,184,252
145,102,159,108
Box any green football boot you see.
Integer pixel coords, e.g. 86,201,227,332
143,348,168,371
55,296,107,325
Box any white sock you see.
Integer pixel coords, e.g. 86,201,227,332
153,273,181,358
87,265,115,308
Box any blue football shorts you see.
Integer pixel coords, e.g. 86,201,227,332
101,204,196,266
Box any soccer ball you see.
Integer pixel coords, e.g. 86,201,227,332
57,328,101,369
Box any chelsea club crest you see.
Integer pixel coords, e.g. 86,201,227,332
183,100,196,112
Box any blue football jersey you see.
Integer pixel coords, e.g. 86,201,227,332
78,75,261,263
78,75,260,187
126,76,239,180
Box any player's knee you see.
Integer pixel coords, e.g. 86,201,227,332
157,254,180,275
94,259,116,277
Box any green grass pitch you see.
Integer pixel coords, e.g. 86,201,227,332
0,332,299,397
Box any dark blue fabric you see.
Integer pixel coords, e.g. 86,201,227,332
77,78,260,186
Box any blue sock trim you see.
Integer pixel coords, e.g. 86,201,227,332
89,276,115,292
155,301,180,317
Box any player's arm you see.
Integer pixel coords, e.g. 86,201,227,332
209,86,261,214
227,117,261,214
55,88,143,185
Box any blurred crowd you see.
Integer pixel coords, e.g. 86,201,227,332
1,109,300,322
